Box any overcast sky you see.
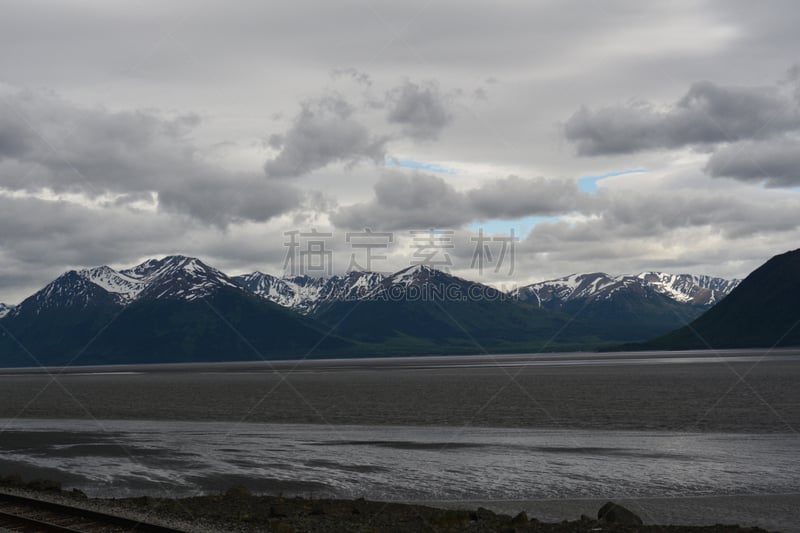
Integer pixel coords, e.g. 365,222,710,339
1,0,800,303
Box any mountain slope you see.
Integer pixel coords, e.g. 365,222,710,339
312,265,602,353
0,272,123,366
640,249,800,349
78,286,350,364
0,303,13,319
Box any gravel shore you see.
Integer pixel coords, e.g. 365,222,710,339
0,477,780,532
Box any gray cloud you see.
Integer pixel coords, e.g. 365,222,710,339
331,172,467,230
468,176,581,218
331,172,584,231
705,137,800,187
330,67,372,87
542,187,800,242
264,94,387,178
158,172,303,225
503,184,800,287
2,1,800,297
386,81,452,140
0,87,303,225
0,194,188,301
263,79,457,178
565,76,800,155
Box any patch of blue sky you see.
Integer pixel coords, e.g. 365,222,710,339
578,168,648,192
385,158,456,174
468,215,560,238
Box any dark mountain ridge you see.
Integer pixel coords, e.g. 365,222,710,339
634,249,800,350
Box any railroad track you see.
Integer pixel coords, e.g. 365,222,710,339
0,492,188,533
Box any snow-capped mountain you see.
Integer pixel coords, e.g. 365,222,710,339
366,264,501,300
6,256,246,318
378,264,461,289
513,272,740,309
310,263,551,347
233,270,386,315
122,255,240,301
0,303,14,319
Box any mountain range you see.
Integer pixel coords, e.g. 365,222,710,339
1,252,787,368
0,256,350,367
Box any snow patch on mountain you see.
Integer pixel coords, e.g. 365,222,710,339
0,303,12,319
515,271,740,307
636,272,740,306
78,265,145,302
234,270,386,314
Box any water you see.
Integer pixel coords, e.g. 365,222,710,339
0,420,797,501
0,350,799,529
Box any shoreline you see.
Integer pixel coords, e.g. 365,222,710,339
1,347,798,376
0,477,787,532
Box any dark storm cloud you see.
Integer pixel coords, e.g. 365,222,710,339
0,87,303,225
264,94,387,178
705,137,800,187
331,172,584,230
565,77,800,155
385,81,452,141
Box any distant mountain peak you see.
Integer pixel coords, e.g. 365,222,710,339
385,263,459,285
515,271,739,308
5,256,247,320
129,255,240,301
396,263,439,274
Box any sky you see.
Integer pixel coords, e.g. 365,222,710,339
1,0,800,303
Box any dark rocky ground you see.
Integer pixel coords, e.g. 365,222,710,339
124,487,779,532
0,476,779,533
